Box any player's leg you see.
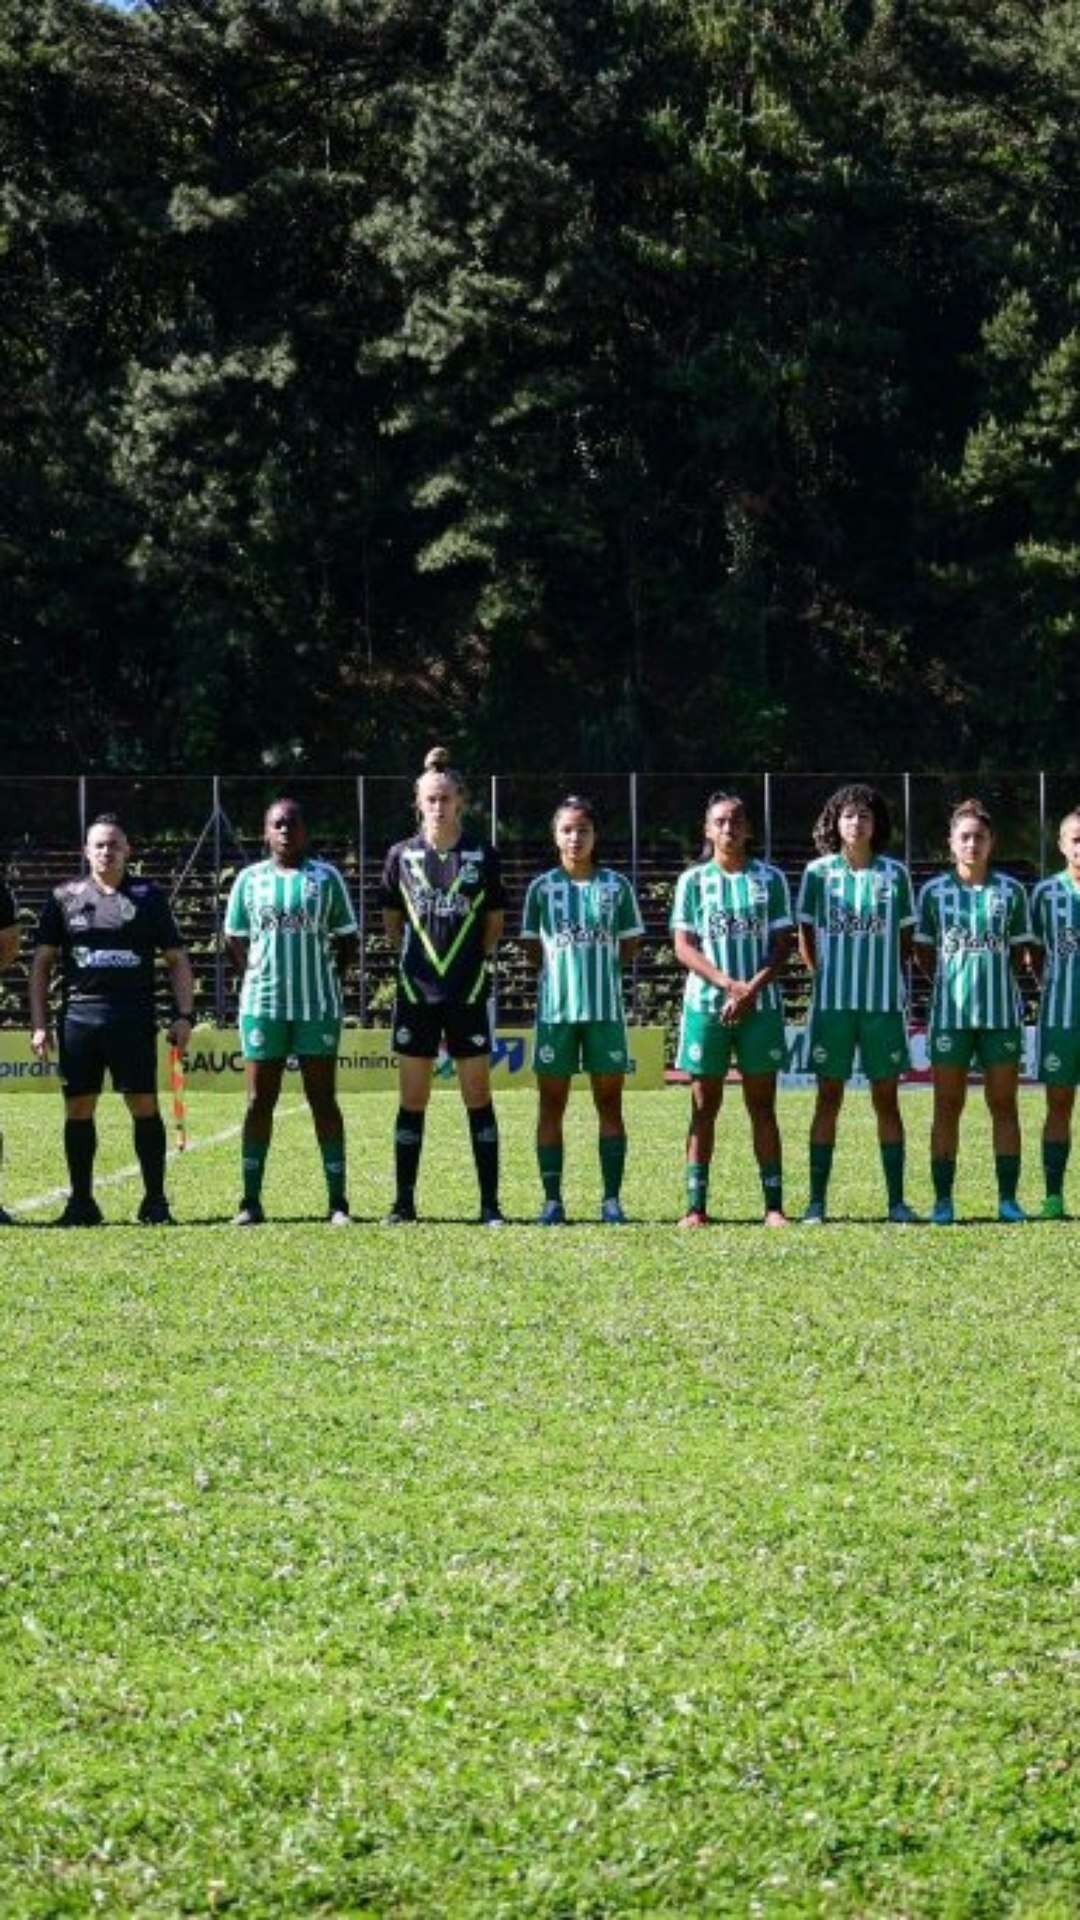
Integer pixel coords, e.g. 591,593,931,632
861,1014,915,1220
1038,1027,1077,1218
536,1069,572,1223
805,1013,855,1222
455,1053,502,1224
297,1052,349,1223
682,1076,722,1225
389,1050,433,1223
113,1018,172,1224
983,1055,1024,1221
236,1055,286,1224
56,1015,106,1224
590,1071,628,1222
929,1060,968,1223
741,1073,786,1225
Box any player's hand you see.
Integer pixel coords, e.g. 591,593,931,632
31,1027,51,1060
167,1015,193,1049
721,982,755,1025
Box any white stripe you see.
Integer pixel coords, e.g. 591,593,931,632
8,1103,309,1216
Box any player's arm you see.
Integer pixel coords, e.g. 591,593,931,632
913,882,937,985
29,944,58,1058
382,909,404,954
1008,881,1037,983
1027,899,1045,986
617,879,644,963
0,902,17,969
163,946,196,1047
482,909,504,955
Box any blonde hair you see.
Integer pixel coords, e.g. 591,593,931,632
414,744,467,808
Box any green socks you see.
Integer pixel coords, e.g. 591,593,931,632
538,1143,563,1203
1043,1138,1069,1199
880,1141,905,1209
995,1153,1020,1204
686,1161,709,1213
320,1135,347,1209
599,1131,627,1201
808,1142,834,1207
241,1138,269,1204
931,1156,955,1202
760,1160,783,1214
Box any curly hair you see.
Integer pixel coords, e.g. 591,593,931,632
812,783,891,856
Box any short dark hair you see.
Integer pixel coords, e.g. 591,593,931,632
700,790,749,860
813,784,891,856
86,812,126,837
264,796,305,825
552,794,597,832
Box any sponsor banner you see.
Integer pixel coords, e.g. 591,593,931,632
0,1027,667,1092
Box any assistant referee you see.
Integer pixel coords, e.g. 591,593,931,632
29,814,195,1226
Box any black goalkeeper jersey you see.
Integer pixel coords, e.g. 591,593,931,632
36,875,182,1015
380,834,505,1006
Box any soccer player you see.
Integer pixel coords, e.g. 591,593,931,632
521,795,644,1224
380,747,505,1225
1025,808,1080,1219
29,814,195,1226
225,798,357,1225
671,791,793,1227
0,876,19,1225
796,784,920,1224
915,797,1034,1225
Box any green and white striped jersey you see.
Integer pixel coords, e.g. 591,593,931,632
796,854,915,1012
915,870,1031,1030
522,866,643,1023
671,859,792,1017
225,858,357,1021
1030,871,1080,1028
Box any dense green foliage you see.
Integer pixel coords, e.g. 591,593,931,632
1,1088,1078,1913
3,0,1080,772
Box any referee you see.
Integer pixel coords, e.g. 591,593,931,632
29,814,195,1226
0,875,19,1225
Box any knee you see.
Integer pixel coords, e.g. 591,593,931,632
816,1080,844,1116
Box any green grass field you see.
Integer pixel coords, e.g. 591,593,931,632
0,1088,1077,1917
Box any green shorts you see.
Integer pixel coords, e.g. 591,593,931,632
676,1004,787,1079
1038,1025,1080,1087
808,1009,909,1083
533,1019,629,1077
240,1014,341,1062
929,1026,1021,1071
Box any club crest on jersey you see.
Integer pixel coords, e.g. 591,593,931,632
537,1044,555,1064
249,1027,265,1047
689,1043,703,1062
460,862,481,887
1045,1052,1062,1072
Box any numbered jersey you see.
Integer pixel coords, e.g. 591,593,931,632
796,854,915,1013
226,858,356,1021
522,866,643,1023
1030,871,1080,1028
36,875,181,1014
380,835,505,1007
671,859,792,1017
915,870,1031,1029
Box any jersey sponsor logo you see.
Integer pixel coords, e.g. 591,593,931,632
552,922,612,949
942,927,1005,956
707,910,764,939
827,907,885,936
255,906,315,934
72,946,141,969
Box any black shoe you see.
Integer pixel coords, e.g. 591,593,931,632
384,1198,418,1225
0,1206,13,1227
232,1199,265,1227
327,1202,352,1227
479,1204,507,1227
138,1195,176,1226
55,1196,104,1228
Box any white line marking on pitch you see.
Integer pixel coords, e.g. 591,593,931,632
7,1103,309,1216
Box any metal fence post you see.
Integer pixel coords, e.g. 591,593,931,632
78,775,87,868
212,774,225,1026
903,771,912,870
763,771,773,862
356,775,367,1026
1039,769,1047,878
490,773,500,1032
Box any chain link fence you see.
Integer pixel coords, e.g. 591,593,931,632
1,771,1070,1032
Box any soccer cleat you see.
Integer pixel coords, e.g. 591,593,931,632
997,1198,1028,1224
479,1205,507,1227
930,1197,955,1227
537,1199,567,1226
600,1197,627,1225
800,1201,826,1226
327,1204,352,1227
137,1196,176,1226
384,1199,418,1225
887,1201,922,1225
763,1208,789,1229
1040,1193,1066,1222
677,1208,711,1229
232,1199,266,1227
55,1196,104,1228
0,1206,13,1227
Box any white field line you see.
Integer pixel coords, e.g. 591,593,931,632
8,1102,309,1216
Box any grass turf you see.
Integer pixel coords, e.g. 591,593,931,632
0,1088,1076,1916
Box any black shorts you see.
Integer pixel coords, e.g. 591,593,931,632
60,1011,159,1097
391,998,492,1061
